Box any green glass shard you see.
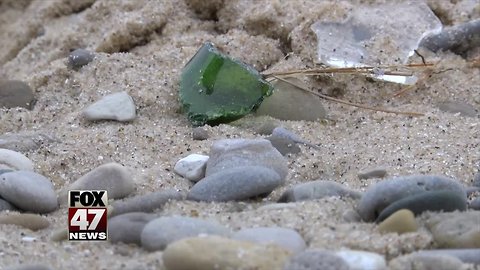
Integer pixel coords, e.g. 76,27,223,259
180,42,273,126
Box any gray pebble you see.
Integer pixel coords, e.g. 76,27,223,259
140,216,231,251
438,100,478,117
283,249,350,270
0,198,17,212
272,127,316,148
358,166,387,179
425,211,480,248
0,149,34,171
0,171,57,213
192,127,209,140
111,189,186,216
68,48,94,69
266,135,301,156
173,154,209,182
415,249,480,265
232,227,306,253
83,91,136,122
279,180,362,203
188,166,282,202
0,132,56,152
108,212,157,245
0,80,35,109
357,175,466,221
469,197,480,210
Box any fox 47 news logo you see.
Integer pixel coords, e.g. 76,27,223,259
68,190,108,241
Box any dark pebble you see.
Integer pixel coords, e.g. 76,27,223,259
68,48,94,69
0,80,35,109
192,127,209,140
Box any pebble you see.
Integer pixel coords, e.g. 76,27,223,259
0,198,17,212
469,197,480,210
140,216,232,251
0,149,34,171
0,132,56,152
358,166,387,179
206,138,288,181
162,236,291,270
188,166,282,202
111,189,186,216
377,209,417,234
0,80,35,109
376,190,467,222
438,100,478,117
415,249,480,265
272,127,315,147
59,162,135,205
0,213,50,231
232,227,306,254
67,48,95,69
266,135,301,155
473,172,480,187
335,250,387,270
278,180,362,202
82,91,136,122
425,211,480,248
357,175,466,221
0,171,57,213
192,127,209,140
389,253,467,270
173,154,209,182
283,249,350,270
108,212,157,245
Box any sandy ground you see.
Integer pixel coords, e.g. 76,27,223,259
0,0,479,269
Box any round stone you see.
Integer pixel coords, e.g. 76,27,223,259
377,209,417,234
357,166,387,179
0,80,35,109
173,154,209,182
67,48,94,69
0,148,34,171
192,127,209,140
232,227,306,253
82,91,136,122
425,211,480,248
108,212,157,245
278,180,362,202
0,213,50,231
283,249,350,270
335,250,387,270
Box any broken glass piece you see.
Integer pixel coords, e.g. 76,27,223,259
180,42,273,126
311,1,442,84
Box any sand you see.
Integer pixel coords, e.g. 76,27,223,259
0,0,479,269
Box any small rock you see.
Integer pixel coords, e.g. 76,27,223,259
192,127,209,140
162,236,291,270
389,253,467,270
111,189,186,216
140,216,231,251
378,209,417,234
206,138,288,181
438,100,478,117
82,92,136,122
425,211,480,248
173,154,209,182
0,198,17,212
188,166,282,202
279,180,362,202
0,132,56,152
232,227,306,254
0,171,57,213
415,249,480,265
67,48,95,69
272,127,316,148
376,190,467,222
59,162,135,205
266,136,301,156
358,166,388,179
335,250,387,270
469,197,480,210
108,212,157,245
473,172,480,187
0,149,34,171
283,249,350,270
0,213,50,231
0,80,35,109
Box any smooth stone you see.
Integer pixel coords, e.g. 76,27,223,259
188,166,282,202
0,213,50,231
0,198,17,212
173,154,209,182
163,236,291,270
5,264,53,270
140,216,231,251
192,127,209,140
0,80,35,109
0,171,57,213
415,249,480,265
389,253,466,270
279,180,362,202
0,149,34,171
206,138,288,181
357,175,466,221
67,48,94,69
376,190,467,222
59,162,134,205
469,197,480,210
425,211,480,248
0,132,56,152
377,209,417,234
82,91,136,122
358,166,387,179
232,227,306,254
110,189,186,216
283,249,350,270
473,172,480,187
108,212,157,245
438,100,478,117
335,250,387,270
266,135,301,156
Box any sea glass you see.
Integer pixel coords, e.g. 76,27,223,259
180,42,273,126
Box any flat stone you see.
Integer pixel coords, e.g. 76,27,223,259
279,180,362,202
438,100,478,117
188,166,282,202
0,213,50,231
283,249,350,270
140,216,231,251
67,48,95,69
389,253,467,270
0,133,56,152
111,189,186,216
335,250,387,270
425,211,480,248
469,197,480,210
0,171,57,213
266,136,301,156
83,91,136,122
232,227,306,254
0,198,17,212
162,236,291,270
415,249,480,265
357,175,466,221
0,149,34,171
108,212,157,245
206,138,288,181
0,80,35,109
376,190,467,222
191,127,209,140
378,209,417,234
59,162,135,205
173,154,209,182
358,166,388,179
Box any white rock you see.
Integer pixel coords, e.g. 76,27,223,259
83,91,136,121
173,154,209,182
0,149,34,171
335,249,387,270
